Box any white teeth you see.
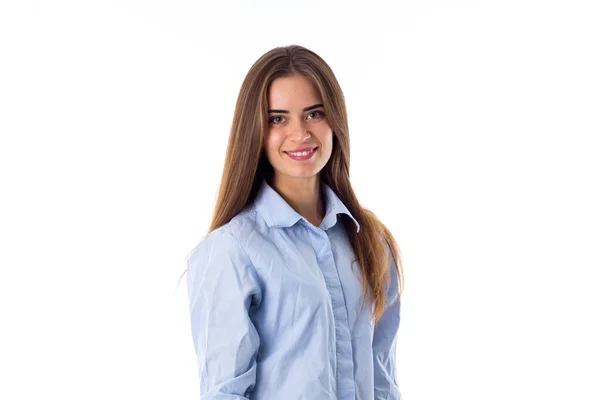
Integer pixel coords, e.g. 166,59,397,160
288,148,315,156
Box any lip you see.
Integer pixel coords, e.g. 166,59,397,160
284,146,318,161
284,146,317,153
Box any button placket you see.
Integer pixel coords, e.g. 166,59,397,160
307,226,356,400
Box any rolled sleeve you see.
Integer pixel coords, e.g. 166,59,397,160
373,243,402,400
186,228,263,399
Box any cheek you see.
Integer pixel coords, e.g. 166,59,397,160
315,123,333,139
317,129,334,148
264,131,283,156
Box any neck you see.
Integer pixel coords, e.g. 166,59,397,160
270,174,325,228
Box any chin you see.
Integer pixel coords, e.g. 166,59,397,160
276,169,321,180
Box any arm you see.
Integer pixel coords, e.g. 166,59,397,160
373,243,402,400
186,228,262,399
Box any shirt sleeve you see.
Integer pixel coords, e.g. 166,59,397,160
186,227,263,399
373,242,402,400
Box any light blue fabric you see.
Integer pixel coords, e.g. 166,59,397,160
186,179,401,399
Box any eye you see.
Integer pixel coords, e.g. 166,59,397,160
307,110,325,120
268,116,285,125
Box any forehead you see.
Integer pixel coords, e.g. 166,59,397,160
267,74,322,108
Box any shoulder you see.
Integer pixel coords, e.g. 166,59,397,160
185,206,264,267
185,211,264,305
226,206,264,245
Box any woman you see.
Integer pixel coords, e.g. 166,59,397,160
185,44,404,399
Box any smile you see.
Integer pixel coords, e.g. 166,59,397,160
284,147,318,161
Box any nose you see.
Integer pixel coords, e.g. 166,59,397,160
289,120,311,143
293,131,311,143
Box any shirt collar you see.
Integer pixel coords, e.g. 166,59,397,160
253,179,360,233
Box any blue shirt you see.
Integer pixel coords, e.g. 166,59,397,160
186,179,401,399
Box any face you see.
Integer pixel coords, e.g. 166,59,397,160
264,74,333,186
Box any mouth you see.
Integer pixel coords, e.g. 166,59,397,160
284,146,318,155
284,146,318,160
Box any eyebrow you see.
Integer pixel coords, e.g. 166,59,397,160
268,103,324,113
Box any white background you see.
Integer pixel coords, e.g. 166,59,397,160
1,1,599,399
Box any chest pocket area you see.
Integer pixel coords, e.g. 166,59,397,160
253,227,333,328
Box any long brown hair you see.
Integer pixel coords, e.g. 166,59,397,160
200,45,403,326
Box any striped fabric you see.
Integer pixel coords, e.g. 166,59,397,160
186,178,401,399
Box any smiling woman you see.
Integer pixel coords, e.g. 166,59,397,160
263,74,334,199
184,45,404,400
